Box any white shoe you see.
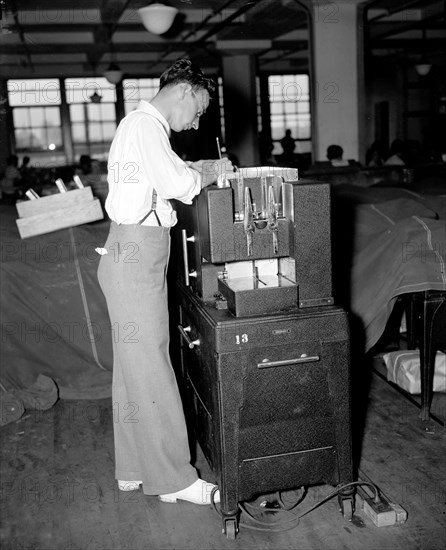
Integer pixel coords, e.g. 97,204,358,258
159,479,220,505
118,480,142,491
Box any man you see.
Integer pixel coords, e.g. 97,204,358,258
1,155,21,203
97,58,233,505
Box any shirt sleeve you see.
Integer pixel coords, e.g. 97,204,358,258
132,113,201,204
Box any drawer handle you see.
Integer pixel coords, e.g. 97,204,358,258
257,355,320,369
181,229,196,286
178,325,200,349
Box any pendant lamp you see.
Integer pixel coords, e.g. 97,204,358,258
138,3,178,35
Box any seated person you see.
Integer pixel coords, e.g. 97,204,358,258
280,129,296,157
385,139,405,166
326,144,350,167
75,154,102,186
0,155,22,203
366,141,386,167
19,156,38,193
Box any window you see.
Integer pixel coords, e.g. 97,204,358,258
7,79,65,165
256,76,262,134
268,74,311,155
122,78,160,114
217,77,226,145
65,77,117,161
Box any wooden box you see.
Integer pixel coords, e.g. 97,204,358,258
16,187,104,239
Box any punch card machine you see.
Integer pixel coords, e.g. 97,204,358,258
172,166,354,539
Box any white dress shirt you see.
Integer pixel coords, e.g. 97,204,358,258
105,100,202,227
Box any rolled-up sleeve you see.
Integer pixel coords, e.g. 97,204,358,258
133,114,201,204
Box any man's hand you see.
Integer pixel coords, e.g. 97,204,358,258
189,158,234,188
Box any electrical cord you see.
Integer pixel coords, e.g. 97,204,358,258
211,480,381,533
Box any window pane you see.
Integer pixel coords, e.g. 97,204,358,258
271,125,284,141
89,123,103,143
30,107,45,127
268,78,282,97
297,101,310,114
296,116,311,139
31,128,46,148
44,107,61,126
96,79,116,103
283,82,304,103
99,103,116,121
65,78,115,103
72,123,86,143
123,81,140,102
86,104,103,121
70,104,85,122
270,103,283,115
12,109,29,128
268,74,311,148
47,127,63,147
102,122,116,141
65,79,92,104
15,129,32,149
123,78,160,111
8,79,61,106
286,114,299,127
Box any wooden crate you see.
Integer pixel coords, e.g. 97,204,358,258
16,187,104,239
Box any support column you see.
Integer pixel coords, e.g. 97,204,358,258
59,78,74,164
0,80,12,169
221,55,259,166
309,1,365,162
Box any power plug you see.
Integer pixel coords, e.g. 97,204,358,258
357,486,408,527
363,494,397,527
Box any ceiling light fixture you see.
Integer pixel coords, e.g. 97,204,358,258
138,3,178,35
415,28,432,77
104,62,124,85
414,63,432,77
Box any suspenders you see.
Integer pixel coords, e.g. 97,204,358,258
122,110,162,227
138,189,162,226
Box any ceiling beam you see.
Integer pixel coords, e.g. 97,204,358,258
369,14,445,40
371,37,446,52
87,0,132,67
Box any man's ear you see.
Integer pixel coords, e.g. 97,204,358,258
179,82,192,100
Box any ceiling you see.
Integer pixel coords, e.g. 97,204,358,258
0,0,445,80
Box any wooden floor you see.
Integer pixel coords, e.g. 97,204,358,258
1,369,445,550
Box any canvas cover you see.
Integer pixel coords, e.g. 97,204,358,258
332,183,446,350
1,205,113,400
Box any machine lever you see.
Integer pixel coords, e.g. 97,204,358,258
178,325,200,349
267,186,279,254
243,187,255,256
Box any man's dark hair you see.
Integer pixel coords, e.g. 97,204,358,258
327,144,344,160
159,58,216,96
7,155,18,166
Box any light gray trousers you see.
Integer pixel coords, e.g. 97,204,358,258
97,222,197,495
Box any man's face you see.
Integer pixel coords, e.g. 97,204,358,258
173,86,210,132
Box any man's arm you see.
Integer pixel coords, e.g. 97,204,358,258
189,158,234,188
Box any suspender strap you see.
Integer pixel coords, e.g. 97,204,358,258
138,189,161,226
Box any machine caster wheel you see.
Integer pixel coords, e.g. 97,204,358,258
224,518,238,540
340,497,354,521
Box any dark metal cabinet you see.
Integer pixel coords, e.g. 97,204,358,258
177,281,354,535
